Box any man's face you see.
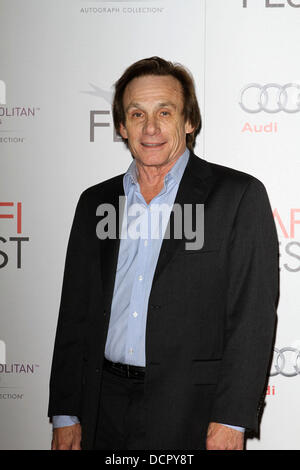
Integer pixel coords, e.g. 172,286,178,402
119,74,194,168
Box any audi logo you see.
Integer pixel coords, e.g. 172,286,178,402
239,83,300,113
270,347,300,377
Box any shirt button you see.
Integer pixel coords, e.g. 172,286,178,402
129,348,134,354
138,275,143,281
144,240,148,247
133,311,138,318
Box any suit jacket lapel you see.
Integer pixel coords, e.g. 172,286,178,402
152,153,216,285
98,175,124,311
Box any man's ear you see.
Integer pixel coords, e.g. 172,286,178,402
119,123,128,139
185,120,195,135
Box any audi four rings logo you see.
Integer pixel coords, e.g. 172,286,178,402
270,347,300,377
239,83,300,113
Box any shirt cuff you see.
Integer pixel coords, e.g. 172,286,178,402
221,423,245,433
52,415,80,428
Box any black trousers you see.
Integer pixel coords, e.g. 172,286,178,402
94,368,146,450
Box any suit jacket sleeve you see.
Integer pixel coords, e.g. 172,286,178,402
48,191,91,419
210,178,279,432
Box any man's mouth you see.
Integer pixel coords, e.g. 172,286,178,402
141,142,166,148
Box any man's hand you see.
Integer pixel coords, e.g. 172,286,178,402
51,423,82,450
206,422,244,450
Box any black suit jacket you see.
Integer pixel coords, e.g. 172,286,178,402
48,153,279,449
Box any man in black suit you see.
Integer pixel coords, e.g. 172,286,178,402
48,57,278,450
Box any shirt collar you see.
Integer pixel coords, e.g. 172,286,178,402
123,148,190,195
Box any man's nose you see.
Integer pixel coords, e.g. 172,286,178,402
143,116,160,135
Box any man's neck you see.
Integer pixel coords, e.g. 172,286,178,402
135,154,182,204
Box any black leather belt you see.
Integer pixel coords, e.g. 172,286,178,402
103,357,145,379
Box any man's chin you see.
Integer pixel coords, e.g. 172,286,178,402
132,149,182,168
134,156,172,168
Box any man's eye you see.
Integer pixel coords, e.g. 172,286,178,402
160,111,170,116
132,112,143,118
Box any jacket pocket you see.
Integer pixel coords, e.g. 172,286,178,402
177,238,222,255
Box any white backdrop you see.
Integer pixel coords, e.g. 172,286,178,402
0,0,299,450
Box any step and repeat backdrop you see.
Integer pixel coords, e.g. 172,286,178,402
0,0,299,450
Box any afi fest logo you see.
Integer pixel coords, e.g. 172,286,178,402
243,0,300,7
82,84,122,142
0,80,6,105
274,208,300,272
0,202,29,269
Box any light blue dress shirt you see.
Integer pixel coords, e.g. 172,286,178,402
104,147,190,366
53,149,244,433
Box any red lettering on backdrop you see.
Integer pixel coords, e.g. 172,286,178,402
0,202,22,233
